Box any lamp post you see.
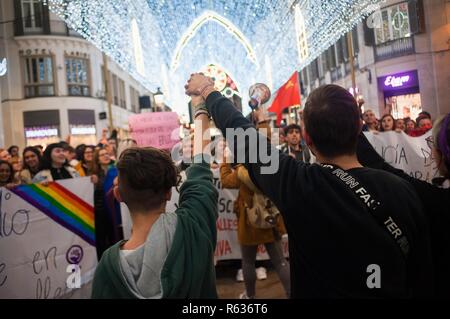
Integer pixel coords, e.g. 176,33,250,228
154,87,164,112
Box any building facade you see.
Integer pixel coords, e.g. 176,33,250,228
299,0,450,121
0,0,154,149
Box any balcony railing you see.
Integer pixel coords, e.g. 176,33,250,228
374,37,415,62
22,20,83,38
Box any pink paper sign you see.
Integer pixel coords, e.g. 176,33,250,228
129,112,179,149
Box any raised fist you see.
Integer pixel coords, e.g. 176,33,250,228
185,73,215,98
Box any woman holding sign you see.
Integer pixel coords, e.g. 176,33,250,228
33,143,80,183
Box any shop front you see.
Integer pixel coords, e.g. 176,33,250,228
23,110,61,148
68,109,97,146
378,70,422,120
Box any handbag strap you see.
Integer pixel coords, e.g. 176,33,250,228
322,164,410,258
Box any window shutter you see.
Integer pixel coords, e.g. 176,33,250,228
408,0,425,34
13,0,24,36
363,17,375,46
352,27,360,54
42,2,51,34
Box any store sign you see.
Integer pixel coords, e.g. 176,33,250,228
379,70,418,91
384,75,410,88
70,127,96,135
25,128,59,138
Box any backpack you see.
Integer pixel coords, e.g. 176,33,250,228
245,192,281,229
236,165,281,229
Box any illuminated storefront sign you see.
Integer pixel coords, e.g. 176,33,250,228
70,126,96,135
25,127,59,138
379,70,418,91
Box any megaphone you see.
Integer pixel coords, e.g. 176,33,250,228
248,83,271,110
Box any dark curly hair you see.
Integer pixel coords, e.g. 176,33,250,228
117,147,181,212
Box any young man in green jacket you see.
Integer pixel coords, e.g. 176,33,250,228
91,97,218,299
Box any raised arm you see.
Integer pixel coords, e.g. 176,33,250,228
184,73,302,214
176,95,218,241
356,132,449,219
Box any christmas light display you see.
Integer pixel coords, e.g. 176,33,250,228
44,0,383,114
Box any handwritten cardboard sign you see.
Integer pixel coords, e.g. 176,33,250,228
129,112,179,150
364,131,439,183
0,178,97,299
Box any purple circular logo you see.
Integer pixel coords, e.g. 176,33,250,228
66,245,84,265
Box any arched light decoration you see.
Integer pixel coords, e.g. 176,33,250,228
171,11,259,72
44,0,384,115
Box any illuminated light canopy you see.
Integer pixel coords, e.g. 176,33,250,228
131,19,145,76
44,0,384,115
171,11,259,72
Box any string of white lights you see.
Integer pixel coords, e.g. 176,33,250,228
44,0,383,115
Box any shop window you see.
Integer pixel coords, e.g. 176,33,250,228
68,110,97,146
23,110,60,147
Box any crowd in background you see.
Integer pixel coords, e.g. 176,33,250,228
1,96,449,299
362,109,434,137
0,131,136,259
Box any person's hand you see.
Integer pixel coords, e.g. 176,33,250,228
252,108,267,124
91,174,99,184
191,95,205,109
223,146,233,163
5,183,17,190
185,73,215,99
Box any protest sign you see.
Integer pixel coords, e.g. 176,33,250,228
129,112,179,149
0,178,97,299
363,131,439,183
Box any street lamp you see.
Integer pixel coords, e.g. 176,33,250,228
154,87,164,112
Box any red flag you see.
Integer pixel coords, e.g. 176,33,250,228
268,71,301,125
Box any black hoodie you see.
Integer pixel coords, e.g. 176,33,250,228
205,91,434,298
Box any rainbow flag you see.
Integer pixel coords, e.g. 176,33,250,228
11,182,95,246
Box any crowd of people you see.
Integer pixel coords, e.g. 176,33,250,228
362,109,434,137
0,134,130,259
1,75,449,299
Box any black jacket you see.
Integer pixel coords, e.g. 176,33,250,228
357,133,450,298
205,91,434,298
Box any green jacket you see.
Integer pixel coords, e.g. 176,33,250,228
91,158,219,298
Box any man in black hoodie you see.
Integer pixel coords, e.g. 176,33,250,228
185,75,434,298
